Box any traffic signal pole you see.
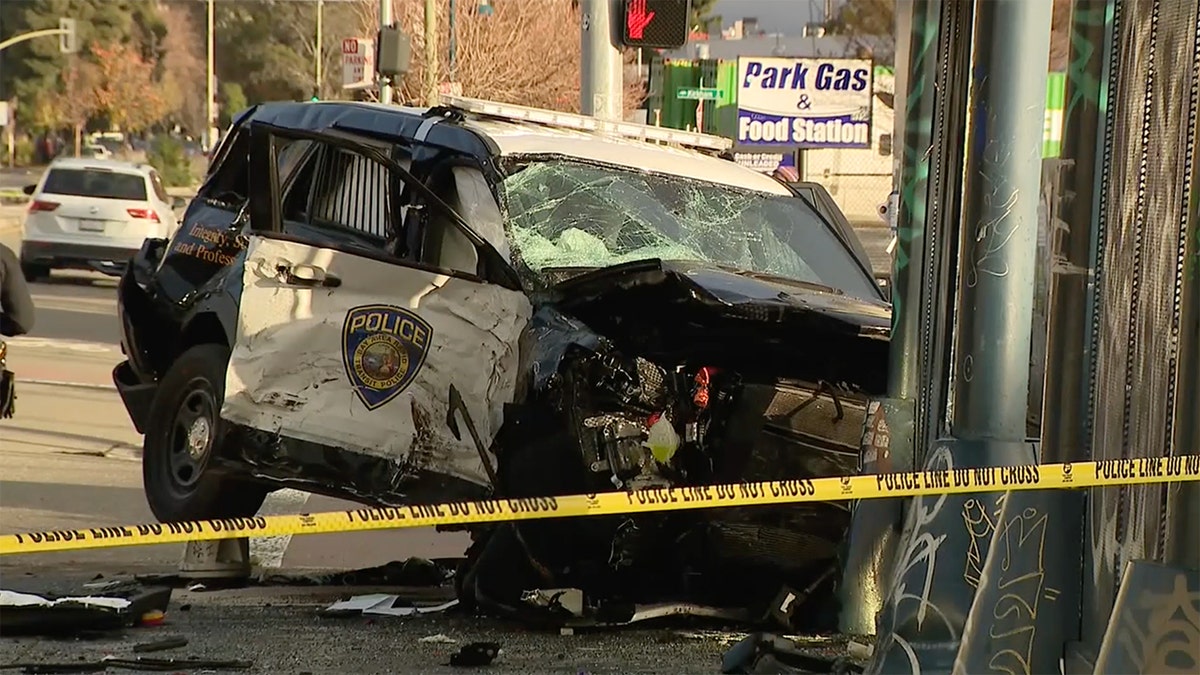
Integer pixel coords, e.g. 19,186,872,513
206,0,216,151
379,0,395,105
580,0,624,120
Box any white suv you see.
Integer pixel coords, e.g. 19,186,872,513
19,158,185,280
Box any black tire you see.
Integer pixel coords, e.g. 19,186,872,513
142,343,268,522
21,262,49,283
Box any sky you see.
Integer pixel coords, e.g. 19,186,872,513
711,0,830,35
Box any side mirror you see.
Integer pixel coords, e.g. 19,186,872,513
171,196,189,209
22,184,36,195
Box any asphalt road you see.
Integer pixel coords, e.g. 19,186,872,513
0,225,122,344
0,167,39,191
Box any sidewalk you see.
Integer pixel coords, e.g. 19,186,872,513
1,205,23,232
3,336,138,457
5,336,122,389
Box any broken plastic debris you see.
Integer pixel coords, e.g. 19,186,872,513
521,588,584,617
448,641,501,667
721,633,851,675
139,609,165,626
0,590,131,611
628,602,745,623
323,593,393,612
81,580,125,592
8,656,254,672
132,636,189,653
846,639,873,659
322,594,459,617
645,415,680,464
0,584,173,637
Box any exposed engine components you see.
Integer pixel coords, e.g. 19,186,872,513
582,414,652,488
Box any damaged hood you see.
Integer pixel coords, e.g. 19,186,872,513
552,259,890,334
546,259,891,392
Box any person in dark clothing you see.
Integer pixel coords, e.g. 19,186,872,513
1,242,33,418
0,242,35,336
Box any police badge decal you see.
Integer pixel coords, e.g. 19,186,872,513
341,304,433,410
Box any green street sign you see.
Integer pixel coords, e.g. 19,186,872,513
677,87,723,101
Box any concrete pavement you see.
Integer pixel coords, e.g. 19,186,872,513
5,335,121,388
0,580,748,673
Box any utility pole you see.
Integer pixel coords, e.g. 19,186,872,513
424,0,438,106
950,0,1053,442
315,0,324,98
206,0,216,150
580,0,623,120
448,0,457,77
379,0,394,104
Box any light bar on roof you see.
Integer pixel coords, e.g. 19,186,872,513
440,94,733,152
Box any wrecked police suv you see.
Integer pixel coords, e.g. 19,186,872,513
113,96,890,629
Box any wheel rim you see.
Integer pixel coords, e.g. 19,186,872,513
167,380,217,492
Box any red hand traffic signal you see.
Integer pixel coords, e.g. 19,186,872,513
620,0,691,50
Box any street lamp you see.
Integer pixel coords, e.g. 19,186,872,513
206,0,215,151
315,0,324,99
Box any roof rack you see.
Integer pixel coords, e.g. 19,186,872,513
439,94,733,153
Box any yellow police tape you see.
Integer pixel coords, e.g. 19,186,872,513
3,455,1199,556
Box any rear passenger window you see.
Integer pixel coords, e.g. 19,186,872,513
280,141,412,254
310,147,391,238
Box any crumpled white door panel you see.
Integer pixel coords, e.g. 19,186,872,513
221,236,531,489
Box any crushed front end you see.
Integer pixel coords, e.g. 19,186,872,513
457,260,890,631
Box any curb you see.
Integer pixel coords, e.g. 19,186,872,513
60,443,143,461
23,378,116,391
7,336,122,353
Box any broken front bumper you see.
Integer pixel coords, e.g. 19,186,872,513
113,360,156,435
112,254,166,436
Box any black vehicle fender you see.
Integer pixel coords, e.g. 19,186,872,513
173,284,241,360
118,243,173,382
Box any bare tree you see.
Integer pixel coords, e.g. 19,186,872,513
266,2,362,98
350,0,645,116
160,4,207,135
829,0,896,65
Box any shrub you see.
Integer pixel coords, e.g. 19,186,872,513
147,136,195,187
1,136,35,167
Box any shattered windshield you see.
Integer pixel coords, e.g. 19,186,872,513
500,159,881,300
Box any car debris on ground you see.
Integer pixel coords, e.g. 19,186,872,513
0,583,172,637
447,641,501,668
0,655,253,674
321,594,459,618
